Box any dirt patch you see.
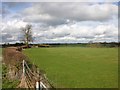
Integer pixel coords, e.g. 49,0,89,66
3,47,26,66
2,47,29,80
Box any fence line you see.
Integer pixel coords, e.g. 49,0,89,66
19,60,51,89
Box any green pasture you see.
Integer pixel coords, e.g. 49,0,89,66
24,47,118,88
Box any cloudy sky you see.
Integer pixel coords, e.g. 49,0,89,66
1,1,119,44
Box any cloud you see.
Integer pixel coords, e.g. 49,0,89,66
1,2,118,43
32,20,118,43
1,19,28,43
2,33,16,43
1,19,27,31
22,3,118,26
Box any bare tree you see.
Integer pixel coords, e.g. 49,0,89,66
21,24,33,48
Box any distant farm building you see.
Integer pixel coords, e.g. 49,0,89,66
38,44,50,48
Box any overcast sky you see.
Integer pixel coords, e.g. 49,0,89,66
1,2,119,44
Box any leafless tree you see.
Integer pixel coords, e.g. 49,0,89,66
21,24,33,48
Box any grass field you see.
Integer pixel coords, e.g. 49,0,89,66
24,47,118,88
0,48,2,72
0,48,2,89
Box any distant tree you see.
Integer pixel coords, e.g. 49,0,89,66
21,24,33,48
88,40,93,44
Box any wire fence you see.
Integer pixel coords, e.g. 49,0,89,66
19,60,53,89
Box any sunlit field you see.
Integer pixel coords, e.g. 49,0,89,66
24,47,118,88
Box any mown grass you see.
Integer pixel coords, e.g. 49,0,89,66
24,47,118,88
0,48,2,89
0,48,2,71
0,48,2,70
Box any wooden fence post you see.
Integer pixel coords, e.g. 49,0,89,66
36,81,39,90
23,60,25,76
